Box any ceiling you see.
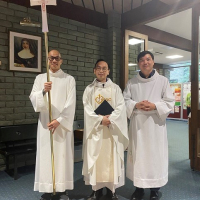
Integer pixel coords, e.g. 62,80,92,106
62,0,182,14
148,41,191,67
147,8,192,66
62,0,194,67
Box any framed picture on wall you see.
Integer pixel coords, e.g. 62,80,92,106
9,31,42,73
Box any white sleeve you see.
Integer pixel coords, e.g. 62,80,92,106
56,77,76,132
123,81,137,119
155,80,175,121
29,75,48,112
82,87,103,140
109,86,129,150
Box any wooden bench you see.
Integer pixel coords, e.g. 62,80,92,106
0,124,37,180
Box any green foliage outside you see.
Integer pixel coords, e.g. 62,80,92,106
165,66,200,83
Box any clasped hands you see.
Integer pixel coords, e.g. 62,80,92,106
100,115,111,126
135,100,156,111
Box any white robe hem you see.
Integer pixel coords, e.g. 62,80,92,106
132,174,168,188
34,181,74,193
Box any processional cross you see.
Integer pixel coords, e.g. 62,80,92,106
30,0,56,32
30,0,57,195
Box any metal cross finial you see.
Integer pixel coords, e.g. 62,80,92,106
30,0,56,32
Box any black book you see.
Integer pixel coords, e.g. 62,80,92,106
94,100,114,115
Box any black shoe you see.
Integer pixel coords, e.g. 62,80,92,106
58,193,69,200
110,193,118,200
87,189,103,200
51,194,67,200
56,191,69,200
106,188,118,200
59,195,69,200
40,193,52,200
130,188,144,200
150,191,159,200
41,192,69,200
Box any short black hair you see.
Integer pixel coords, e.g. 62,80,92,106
137,51,154,62
94,59,110,69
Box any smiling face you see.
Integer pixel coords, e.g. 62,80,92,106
138,54,154,77
48,50,62,73
94,61,110,82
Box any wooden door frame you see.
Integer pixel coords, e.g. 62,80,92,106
121,30,148,89
190,4,200,170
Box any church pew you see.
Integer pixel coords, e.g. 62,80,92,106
0,124,37,180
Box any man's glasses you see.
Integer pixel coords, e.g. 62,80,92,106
95,67,108,72
48,56,61,62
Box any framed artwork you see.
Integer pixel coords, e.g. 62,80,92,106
9,31,42,73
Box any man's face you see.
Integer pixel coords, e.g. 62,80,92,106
48,50,62,73
94,61,110,82
138,54,154,76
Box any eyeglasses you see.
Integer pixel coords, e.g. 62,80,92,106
95,67,108,72
48,56,61,62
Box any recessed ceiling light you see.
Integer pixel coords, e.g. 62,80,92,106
129,38,144,45
128,63,137,66
166,55,183,59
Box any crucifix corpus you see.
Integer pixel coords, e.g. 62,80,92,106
30,0,57,196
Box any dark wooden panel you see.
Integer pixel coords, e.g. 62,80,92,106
197,127,200,171
190,5,200,170
2,0,107,29
122,0,200,29
198,110,200,128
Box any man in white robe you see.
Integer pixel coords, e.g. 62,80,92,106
123,51,175,200
30,50,76,200
82,59,129,200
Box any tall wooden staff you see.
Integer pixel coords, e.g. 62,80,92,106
30,0,57,195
